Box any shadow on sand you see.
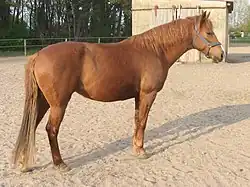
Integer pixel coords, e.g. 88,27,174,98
62,104,250,169
226,53,250,64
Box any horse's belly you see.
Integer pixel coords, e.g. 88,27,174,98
77,81,136,102
78,60,139,101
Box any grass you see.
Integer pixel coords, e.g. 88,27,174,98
230,37,250,44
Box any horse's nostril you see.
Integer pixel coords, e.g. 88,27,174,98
221,53,224,60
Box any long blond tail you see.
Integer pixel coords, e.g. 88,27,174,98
12,54,39,171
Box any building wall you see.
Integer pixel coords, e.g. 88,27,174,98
132,0,229,63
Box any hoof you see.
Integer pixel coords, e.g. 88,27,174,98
19,161,34,173
20,166,34,173
54,163,71,172
132,148,150,159
133,152,150,159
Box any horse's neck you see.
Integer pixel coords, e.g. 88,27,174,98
131,20,193,66
157,23,193,66
163,40,192,66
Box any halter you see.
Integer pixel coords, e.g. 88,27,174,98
192,24,221,58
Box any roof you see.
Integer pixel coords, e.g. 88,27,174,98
202,0,234,2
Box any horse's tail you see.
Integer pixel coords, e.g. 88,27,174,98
11,53,39,171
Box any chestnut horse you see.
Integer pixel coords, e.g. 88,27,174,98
12,11,224,172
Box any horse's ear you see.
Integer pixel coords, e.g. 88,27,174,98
198,10,207,29
206,11,211,19
201,10,207,20
201,10,207,18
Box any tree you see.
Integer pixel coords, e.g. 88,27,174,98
229,0,249,28
0,0,132,39
0,0,11,37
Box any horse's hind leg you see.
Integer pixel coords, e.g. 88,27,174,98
36,92,49,129
46,104,70,171
32,93,50,158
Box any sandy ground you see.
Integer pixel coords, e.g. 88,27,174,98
1,47,250,187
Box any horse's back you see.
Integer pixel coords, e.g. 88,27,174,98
33,41,85,70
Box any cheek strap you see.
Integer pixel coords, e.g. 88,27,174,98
193,24,221,57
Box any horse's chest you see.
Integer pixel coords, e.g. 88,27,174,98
141,68,168,92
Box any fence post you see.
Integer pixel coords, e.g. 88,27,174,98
98,37,101,43
23,39,27,56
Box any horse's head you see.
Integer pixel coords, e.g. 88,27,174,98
192,11,224,63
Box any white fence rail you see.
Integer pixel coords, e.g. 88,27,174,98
0,36,248,57
0,37,128,56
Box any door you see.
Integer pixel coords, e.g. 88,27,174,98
151,5,202,63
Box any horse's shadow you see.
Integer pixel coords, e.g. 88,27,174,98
65,104,250,169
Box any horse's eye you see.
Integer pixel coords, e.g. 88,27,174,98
207,32,214,36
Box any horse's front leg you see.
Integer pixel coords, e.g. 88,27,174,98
133,91,157,158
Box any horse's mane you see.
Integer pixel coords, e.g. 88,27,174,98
127,14,213,54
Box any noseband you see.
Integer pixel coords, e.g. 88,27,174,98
192,24,221,58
